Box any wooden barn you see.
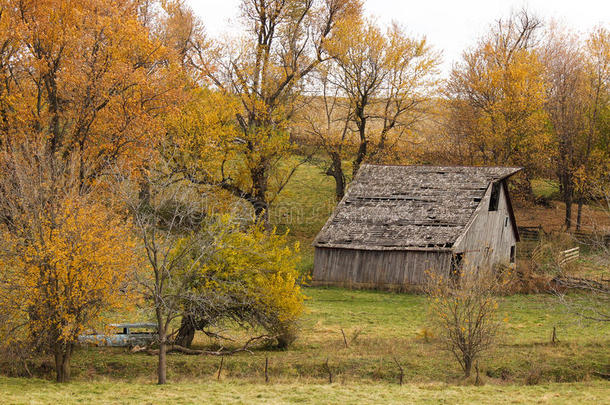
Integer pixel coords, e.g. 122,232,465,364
312,165,521,290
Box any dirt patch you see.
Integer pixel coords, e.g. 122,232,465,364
514,201,609,233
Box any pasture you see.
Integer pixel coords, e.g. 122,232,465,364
1,161,609,403
2,288,609,403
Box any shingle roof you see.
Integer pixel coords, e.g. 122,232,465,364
313,165,521,251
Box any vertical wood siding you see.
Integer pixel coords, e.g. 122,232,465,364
313,247,451,290
453,180,517,270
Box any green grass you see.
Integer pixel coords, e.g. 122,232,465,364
6,288,608,389
271,158,337,274
531,179,560,200
2,377,608,404
272,157,336,237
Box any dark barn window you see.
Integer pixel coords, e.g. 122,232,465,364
450,253,463,282
489,182,501,211
510,246,516,264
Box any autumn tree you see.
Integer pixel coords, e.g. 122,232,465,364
443,10,549,197
541,25,610,229
0,0,182,381
542,27,590,229
176,218,305,349
576,27,610,229
298,66,353,199
115,155,305,384
303,19,439,199
0,0,181,189
0,157,135,382
172,0,362,223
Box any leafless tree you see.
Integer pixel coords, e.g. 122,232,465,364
424,266,506,378
113,152,301,383
113,157,235,384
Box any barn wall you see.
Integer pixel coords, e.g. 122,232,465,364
454,180,517,270
312,247,452,290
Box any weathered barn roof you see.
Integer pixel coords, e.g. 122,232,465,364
314,165,521,251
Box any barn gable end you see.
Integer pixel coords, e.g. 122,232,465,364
453,179,519,270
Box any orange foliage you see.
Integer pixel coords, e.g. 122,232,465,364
0,0,182,382
0,0,183,183
0,197,135,358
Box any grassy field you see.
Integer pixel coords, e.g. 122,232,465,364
2,160,609,403
2,377,609,404
5,289,608,387
1,288,609,403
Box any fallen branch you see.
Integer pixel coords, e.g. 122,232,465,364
203,330,236,342
551,275,610,293
131,334,273,356
593,371,610,380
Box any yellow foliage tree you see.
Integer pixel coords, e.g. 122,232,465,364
444,10,550,197
0,197,135,383
117,162,305,384
0,0,182,187
302,17,439,199
175,0,362,223
542,24,610,229
195,219,305,348
576,26,610,228
0,0,184,383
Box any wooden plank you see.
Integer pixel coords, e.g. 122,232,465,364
558,247,579,265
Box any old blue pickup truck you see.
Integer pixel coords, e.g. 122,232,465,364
78,323,158,347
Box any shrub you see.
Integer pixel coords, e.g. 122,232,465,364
425,266,507,378
175,217,306,349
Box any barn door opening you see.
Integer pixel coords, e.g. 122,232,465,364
450,253,463,283
489,182,501,211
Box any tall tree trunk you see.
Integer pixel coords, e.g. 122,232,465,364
352,140,367,178
157,329,167,384
352,113,367,178
565,193,573,230
463,355,472,378
576,199,583,231
326,152,345,201
156,307,167,384
175,315,197,348
54,343,73,383
560,171,573,230
251,161,269,226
